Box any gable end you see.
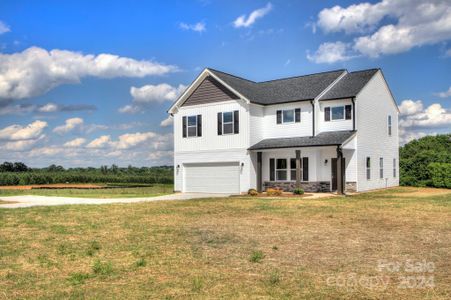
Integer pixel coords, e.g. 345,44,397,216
182,76,239,107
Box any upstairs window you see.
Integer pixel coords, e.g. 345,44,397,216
380,157,384,179
277,109,301,124
366,157,371,180
388,115,392,136
325,105,352,121
218,111,239,135
182,115,202,138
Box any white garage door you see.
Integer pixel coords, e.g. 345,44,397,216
184,162,240,194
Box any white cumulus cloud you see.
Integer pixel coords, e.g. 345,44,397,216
53,117,84,134
118,104,140,114
64,138,86,148
86,135,112,149
307,41,353,64
0,46,177,101
0,21,10,34
113,132,156,150
312,0,451,61
130,83,186,103
0,120,47,141
38,103,59,112
233,3,272,28
434,86,451,98
179,22,206,32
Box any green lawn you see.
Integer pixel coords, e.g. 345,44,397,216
0,184,173,198
0,187,450,299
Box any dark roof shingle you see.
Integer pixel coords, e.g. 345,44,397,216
208,68,345,105
248,131,356,150
319,69,379,100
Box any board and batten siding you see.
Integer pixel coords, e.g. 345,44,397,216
182,76,239,107
355,70,399,191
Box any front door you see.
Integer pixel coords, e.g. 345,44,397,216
331,158,337,191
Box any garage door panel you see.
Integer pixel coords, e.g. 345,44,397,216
184,162,240,194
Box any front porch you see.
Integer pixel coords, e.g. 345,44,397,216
249,131,357,194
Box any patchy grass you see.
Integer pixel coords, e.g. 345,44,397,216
0,187,450,299
0,184,173,198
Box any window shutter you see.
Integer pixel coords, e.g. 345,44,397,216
325,107,330,121
182,116,187,138
302,157,309,181
345,105,352,120
270,158,275,181
234,110,239,134
276,110,282,124
295,108,301,123
197,115,202,137
217,112,222,135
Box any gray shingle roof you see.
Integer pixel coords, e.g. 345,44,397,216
319,69,379,100
208,68,345,105
248,131,356,150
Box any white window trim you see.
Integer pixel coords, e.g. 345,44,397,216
186,115,198,138
222,111,235,135
326,105,349,122
275,158,288,181
281,109,295,124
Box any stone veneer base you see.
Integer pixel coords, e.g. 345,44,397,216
264,181,357,193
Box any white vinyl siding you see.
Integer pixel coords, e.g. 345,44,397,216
318,99,353,133
356,71,399,191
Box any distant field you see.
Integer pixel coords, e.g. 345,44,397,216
0,184,173,198
0,187,450,299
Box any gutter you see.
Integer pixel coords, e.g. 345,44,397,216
351,97,356,131
310,100,315,137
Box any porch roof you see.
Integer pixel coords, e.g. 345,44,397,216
248,130,356,151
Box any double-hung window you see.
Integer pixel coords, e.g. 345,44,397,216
276,109,301,124
276,159,287,181
182,115,202,138
218,111,239,135
379,157,384,179
324,105,352,121
366,157,371,180
290,157,309,181
388,115,392,136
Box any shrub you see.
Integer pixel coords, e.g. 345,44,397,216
293,188,304,195
266,188,282,196
428,162,451,188
68,272,91,285
249,250,265,263
134,258,146,268
248,188,258,196
92,259,113,275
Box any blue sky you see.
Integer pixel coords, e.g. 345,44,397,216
0,0,450,167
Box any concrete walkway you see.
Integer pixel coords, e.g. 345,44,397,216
0,193,231,209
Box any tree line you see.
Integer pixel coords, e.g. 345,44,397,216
0,163,173,186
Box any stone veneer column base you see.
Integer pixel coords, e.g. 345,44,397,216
345,182,357,193
264,181,331,193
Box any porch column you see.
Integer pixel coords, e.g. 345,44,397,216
295,150,301,189
257,152,262,192
336,146,344,195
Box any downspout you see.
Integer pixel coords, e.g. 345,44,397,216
310,100,315,137
351,97,355,131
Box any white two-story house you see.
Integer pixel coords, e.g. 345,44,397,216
168,68,399,194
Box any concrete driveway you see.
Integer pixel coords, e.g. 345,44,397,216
0,193,231,209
